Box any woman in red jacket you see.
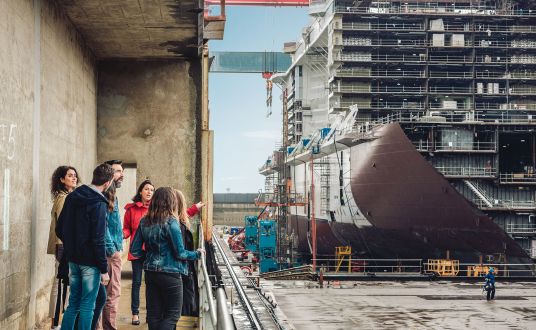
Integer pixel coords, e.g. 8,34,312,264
123,179,154,325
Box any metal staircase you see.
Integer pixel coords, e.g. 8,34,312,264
464,180,494,208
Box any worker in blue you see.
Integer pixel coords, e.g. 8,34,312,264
484,267,496,301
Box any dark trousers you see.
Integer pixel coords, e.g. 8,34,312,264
486,284,496,301
92,284,107,329
131,259,144,315
181,263,199,317
145,271,183,330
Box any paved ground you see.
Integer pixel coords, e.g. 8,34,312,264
264,280,536,330
117,262,148,330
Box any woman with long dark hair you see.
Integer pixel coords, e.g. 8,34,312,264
123,179,155,325
47,165,80,330
173,189,205,317
130,187,203,330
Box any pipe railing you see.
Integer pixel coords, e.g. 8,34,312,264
473,199,536,210
334,69,425,78
507,223,536,234
500,173,536,184
314,258,423,274
335,5,536,17
435,166,497,177
198,224,218,329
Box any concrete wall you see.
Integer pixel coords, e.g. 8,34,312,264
97,60,201,201
0,0,97,328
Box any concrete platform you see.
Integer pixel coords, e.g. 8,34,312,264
263,280,536,329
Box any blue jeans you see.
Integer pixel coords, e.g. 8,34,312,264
61,263,101,330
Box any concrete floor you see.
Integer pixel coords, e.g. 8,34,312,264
263,280,536,330
117,262,148,330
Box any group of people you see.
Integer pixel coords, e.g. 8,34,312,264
47,161,205,330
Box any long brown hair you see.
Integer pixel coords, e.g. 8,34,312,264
144,187,177,226
173,189,189,229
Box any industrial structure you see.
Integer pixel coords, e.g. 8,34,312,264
260,0,536,269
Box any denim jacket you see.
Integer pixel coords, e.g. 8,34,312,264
130,217,200,275
105,198,123,256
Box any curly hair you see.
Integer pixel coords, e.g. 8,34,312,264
50,166,80,198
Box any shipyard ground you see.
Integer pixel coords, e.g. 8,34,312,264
263,280,536,329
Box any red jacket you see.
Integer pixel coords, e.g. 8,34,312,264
123,202,150,261
124,202,200,261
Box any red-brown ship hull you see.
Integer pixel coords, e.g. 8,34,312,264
287,123,530,264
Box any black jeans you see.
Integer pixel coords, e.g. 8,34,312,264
486,284,496,301
145,271,183,330
131,259,144,315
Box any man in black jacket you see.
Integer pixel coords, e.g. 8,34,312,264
56,163,115,330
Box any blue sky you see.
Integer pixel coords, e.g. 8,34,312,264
209,7,309,193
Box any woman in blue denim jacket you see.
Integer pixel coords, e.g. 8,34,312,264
131,187,203,329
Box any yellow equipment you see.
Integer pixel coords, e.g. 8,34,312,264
335,246,352,272
467,265,498,277
426,259,459,276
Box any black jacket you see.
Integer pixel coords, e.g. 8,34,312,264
56,185,109,274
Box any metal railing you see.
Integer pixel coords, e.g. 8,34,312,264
435,141,496,152
335,101,426,110
435,166,497,177
429,86,473,94
314,258,423,274
334,85,426,93
475,103,536,110
430,71,472,78
335,5,536,17
499,173,536,184
341,22,425,31
315,258,536,276
334,69,425,78
414,141,498,152
510,87,536,94
341,38,427,47
507,223,536,234
473,199,536,210
198,224,218,330
335,53,426,62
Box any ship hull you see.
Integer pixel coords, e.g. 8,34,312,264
287,123,531,264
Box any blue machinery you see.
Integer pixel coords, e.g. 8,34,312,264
244,216,278,273
244,216,258,253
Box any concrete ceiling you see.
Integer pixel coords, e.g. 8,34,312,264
56,0,203,59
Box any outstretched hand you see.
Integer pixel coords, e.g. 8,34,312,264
196,201,206,209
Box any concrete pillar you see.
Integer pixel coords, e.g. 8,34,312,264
97,60,202,201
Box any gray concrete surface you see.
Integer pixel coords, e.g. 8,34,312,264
56,0,202,58
264,280,536,329
1,0,97,328
97,60,202,201
0,0,204,328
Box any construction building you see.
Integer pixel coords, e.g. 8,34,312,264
261,0,536,264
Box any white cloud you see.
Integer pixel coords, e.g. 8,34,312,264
242,130,280,140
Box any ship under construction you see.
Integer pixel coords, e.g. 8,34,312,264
258,0,536,268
